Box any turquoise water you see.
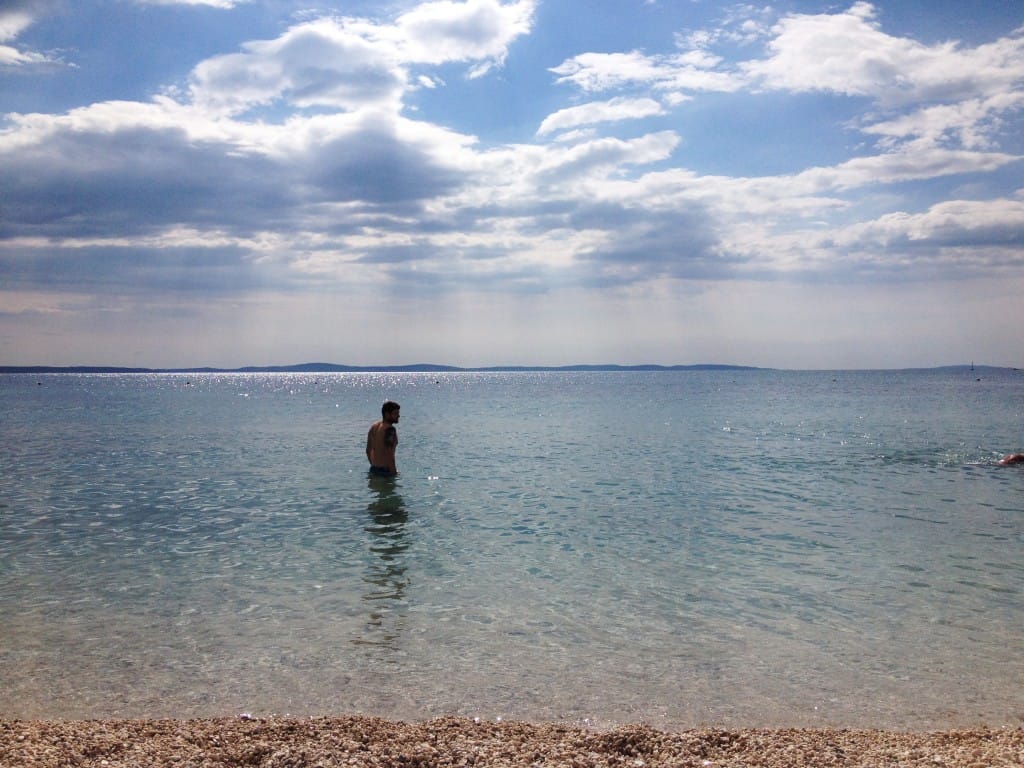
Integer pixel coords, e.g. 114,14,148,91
1,370,1022,728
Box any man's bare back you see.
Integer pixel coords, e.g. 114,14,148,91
366,401,400,475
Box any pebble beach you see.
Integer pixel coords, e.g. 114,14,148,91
2,716,1022,767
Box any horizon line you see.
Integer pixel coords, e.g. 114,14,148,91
2,362,1020,374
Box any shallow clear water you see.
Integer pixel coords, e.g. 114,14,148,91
1,370,1022,728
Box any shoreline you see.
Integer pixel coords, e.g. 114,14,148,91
2,716,1021,767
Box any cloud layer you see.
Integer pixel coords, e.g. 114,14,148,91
2,1,1023,366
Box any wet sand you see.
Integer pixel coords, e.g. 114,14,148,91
2,716,1021,767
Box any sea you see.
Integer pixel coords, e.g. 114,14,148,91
1,369,1022,729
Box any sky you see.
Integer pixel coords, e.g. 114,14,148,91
1,0,1023,369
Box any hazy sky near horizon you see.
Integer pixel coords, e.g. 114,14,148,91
2,1,1023,369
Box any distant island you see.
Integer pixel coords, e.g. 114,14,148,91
0,362,763,374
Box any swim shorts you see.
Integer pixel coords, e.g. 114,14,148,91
368,465,394,476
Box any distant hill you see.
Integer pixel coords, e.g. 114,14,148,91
0,362,763,374
926,364,1019,373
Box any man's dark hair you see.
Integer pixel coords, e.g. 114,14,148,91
382,400,401,418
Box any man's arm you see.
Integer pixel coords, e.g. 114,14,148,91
384,426,398,473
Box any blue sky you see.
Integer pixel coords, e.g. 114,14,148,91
2,0,1022,369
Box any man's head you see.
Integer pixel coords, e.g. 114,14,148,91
382,400,401,421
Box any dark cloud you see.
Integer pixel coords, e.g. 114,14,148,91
353,242,435,264
898,225,1024,250
0,107,475,298
569,203,727,281
0,113,470,244
0,242,277,296
1,125,291,239
305,129,464,205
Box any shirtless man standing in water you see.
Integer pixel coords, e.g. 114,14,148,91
366,401,400,476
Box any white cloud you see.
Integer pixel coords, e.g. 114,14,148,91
862,92,1024,151
187,1,534,115
536,97,664,136
548,2,1024,161
555,1,1024,118
188,19,406,115
835,198,1024,250
393,0,534,67
550,51,669,91
0,2,64,68
790,147,1020,193
552,48,743,95
0,43,44,66
533,131,678,182
0,9,34,42
550,50,745,110
744,2,1024,108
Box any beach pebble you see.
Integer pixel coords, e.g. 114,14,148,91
1,716,1022,767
